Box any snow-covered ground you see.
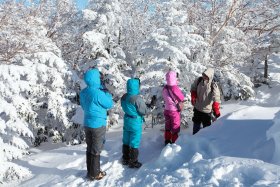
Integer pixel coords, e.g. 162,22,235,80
6,100,280,186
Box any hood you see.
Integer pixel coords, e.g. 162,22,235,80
127,78,140,95
203,68,214,82
166,71,177,86
84,69,101,88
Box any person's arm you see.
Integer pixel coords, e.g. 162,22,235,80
171,86,185,102
190,78,199,105
212,83,221,103
98,90,114,110
212,83,221,118
132,96,150,116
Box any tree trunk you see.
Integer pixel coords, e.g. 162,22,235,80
118,28,121,45
264,54,268,79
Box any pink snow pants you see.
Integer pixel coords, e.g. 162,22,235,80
164,110,180,143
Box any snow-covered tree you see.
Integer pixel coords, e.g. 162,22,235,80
184,0,280,81
119,0,154,63
0,1,79,182
242,1,280,84
0,1,60,62
250,32,280,85
138,0,209,72
68,0,131,127
132,0,210,126
210,26,251,67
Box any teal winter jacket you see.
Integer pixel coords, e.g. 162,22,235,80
80,69,113,128
121,78,149,148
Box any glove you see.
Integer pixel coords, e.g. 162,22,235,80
212,101,221,118
191,91,197,106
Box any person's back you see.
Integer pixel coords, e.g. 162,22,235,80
190,68,221,135
80,69,113,128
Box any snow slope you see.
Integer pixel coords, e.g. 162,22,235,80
7,102,280,187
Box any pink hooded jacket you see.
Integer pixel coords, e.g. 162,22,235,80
162,71,185,111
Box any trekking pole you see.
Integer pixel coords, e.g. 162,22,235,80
152,113,156,128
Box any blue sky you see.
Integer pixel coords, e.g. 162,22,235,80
76,0,88,10
0,0,88,10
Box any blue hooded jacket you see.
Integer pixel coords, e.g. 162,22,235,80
80,69,113,128
121,79,149,148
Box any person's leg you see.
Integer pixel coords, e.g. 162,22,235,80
193,123,201,135
84,127,92,176
164,130,172,145
129,147,142,168
128,128,142,168
164,110,172,145
89,126,106,180
122,144,130,165
192,108,202,135
122,126,130,165
91,126,106,155
171,111,181,143
202,112,212,128
91,154,102,179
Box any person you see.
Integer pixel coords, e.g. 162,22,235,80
80,68,113,180
190,68,221,135
162,71,185,145
121,78,149,168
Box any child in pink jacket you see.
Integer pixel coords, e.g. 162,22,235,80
162,71,185,145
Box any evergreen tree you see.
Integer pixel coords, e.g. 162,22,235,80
0,1,77,182
70,0,130,127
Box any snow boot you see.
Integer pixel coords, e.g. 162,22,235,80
129,148,142,168
93,171,106,180
89,154,106,180
122,144,130,165
165,140,172,146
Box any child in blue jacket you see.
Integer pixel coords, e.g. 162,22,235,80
121,78,149,168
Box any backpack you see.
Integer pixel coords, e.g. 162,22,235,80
197,75,224,102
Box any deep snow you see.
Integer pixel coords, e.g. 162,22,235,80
7,100,280,187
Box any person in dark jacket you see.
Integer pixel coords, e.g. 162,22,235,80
80,69,113,180
190,68,221,135
121,78,149,168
